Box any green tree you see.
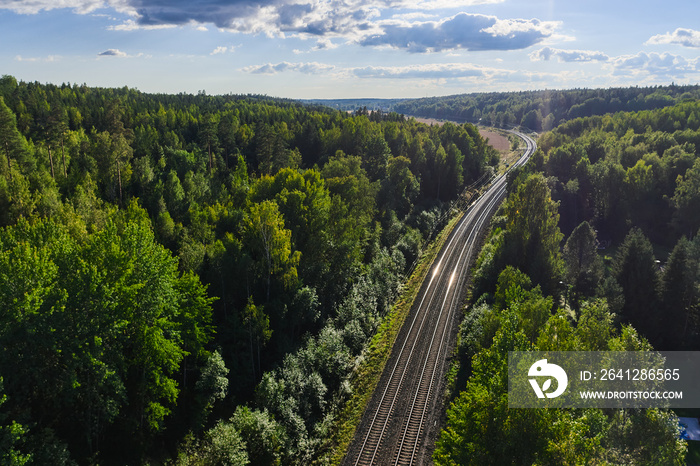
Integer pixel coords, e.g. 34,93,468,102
382,155,419,218
520,108,542,131
0,378,30,466
493,266,551,343
112,132,133,202
255,123,287,176
0,211,215,463
202,421,250,465
562,221,604,310
0,97,26,182
432,144,449,200
592,160,627,238
199,113,219,173
249,169,338,298
624,158,660,232
435,287,685,465
502,173,564,295
362,133,391,181
91,130,133,203
194,350,229,428
576,299,615,350
613,228,660,342
599,409,686,465
105,100,134,201
433,313,548,465
444,143,465,199
672,158,700,236
230,406,286,466
165,169,187,217
658,237,699,349
241,297,272,381
241,200,300,302
321,151,376,227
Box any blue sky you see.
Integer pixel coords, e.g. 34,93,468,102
1,0,699,98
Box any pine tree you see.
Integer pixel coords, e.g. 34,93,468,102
613,228,660,342
0,97,25,182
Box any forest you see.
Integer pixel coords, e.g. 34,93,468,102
434,99,700,464
3,73,700,465
0,75,498,465
393,84,700,132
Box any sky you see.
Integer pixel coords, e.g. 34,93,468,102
1,0,700,99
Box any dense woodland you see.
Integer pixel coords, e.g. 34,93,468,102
393,84,700,132
3,74,700,465
0,75,498,464
435,99,700,464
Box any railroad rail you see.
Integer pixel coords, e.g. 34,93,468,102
343,130,536,466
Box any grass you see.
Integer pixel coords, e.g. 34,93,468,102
441,325,465,404
497,133,524,174
314,211,463,466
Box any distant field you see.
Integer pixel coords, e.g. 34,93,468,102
412,117,444,126
479,129,510,152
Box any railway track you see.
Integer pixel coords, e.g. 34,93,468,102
343,131,536,466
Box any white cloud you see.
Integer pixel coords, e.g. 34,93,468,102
390,12,436,21
241,60,530,84
99,48,127,57
528,46,700,82
610,51,700,78
646,28,700,48
107,19,177,31
397,0,504,9
482,17,558,37
210,46,235,55
15,55,39,62
14,54,61,62
530,47,609,62
361,13,560,52
0,0,105,14
242,61,336,74
352,63,504,79
98,0,384,37
2,0,559,55
313,38,339,50
97,48,146,58
293,38,340,53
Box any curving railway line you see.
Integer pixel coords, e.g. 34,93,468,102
343,130,537,466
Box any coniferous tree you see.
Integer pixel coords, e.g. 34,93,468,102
0,97,25,182
562,221,604,310
613,228,660,341
658,237,699,349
